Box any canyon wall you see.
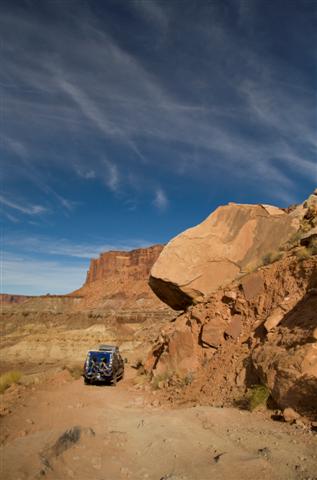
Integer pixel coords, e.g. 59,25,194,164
85,245,164,284
74,244,173,314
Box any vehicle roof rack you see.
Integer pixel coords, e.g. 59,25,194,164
99,344,117,351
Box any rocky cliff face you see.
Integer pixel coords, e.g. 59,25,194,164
146,255,317,418
85,245,164,284
73,244,174,317
146,191,317,419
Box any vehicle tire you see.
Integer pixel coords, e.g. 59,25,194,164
84,377,91,385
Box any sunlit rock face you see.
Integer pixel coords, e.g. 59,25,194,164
150,202,298,310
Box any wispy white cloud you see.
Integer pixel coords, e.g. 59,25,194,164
1,252,87,295
103,159,120,192
53,193,78,212
76,166,96,179
0,1,315,206
4,212,20,223
1,135,28,157
4,234,153,259
0,194,47,215
131,0,169,29
153,188,168,210
57,77,123,138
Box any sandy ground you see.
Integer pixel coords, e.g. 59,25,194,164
1,367,317,480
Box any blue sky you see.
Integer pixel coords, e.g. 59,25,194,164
1,0,316,295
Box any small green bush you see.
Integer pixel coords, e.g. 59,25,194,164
0,371,22,394
151,371,173,390
295,247,311,260
242,260,261,274
248,384,270,411
179,372,194,386
261,251,283,266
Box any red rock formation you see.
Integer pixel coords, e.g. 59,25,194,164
2,245,173,320
73,245,173,316
0,294,33,305
85,245,164,284
150,203,300,310
146,254,317,418
146,191,317,418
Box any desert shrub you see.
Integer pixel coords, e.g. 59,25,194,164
151,371,173,390
178,372,194,387
261,251,283,266
64,365,83,380
280,231,302,251
242,260,261,274
295,247,311,260
151,370,194,390
247,384,270,411
309,238,317,255
131,358,146,375
0,370,22,394
133,372,151,386
300,219,313,233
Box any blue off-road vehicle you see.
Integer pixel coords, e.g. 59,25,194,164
83,345,125,385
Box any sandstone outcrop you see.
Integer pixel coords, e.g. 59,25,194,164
85,245,164,284
149,203,299,310
145,192,317,418
146,254,317,419
74,245,171,314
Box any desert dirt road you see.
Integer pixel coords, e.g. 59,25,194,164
1,367,317,480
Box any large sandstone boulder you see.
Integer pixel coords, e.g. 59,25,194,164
149,203,299,310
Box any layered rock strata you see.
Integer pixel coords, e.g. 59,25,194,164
74,244,172,315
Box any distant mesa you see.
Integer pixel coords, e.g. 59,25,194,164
0,294,34,305
72,244,173,316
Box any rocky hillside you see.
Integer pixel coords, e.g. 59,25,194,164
0,245,173,367
146,190,317,420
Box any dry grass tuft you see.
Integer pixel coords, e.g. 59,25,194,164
64,365,83,380
295,247,311,260
0,371,22,394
